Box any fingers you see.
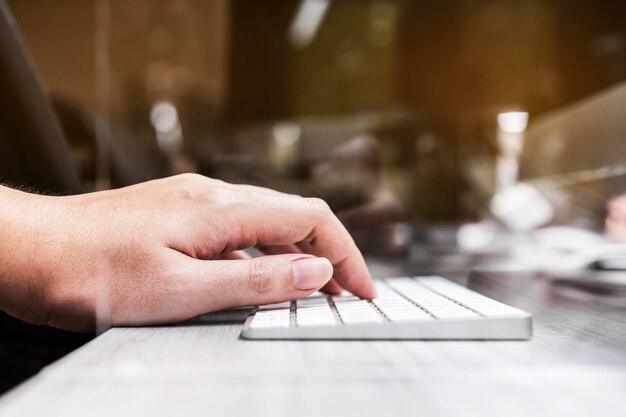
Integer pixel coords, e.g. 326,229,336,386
219,250,252,260
257,243,345,295
214,187,376,299
167,175,375,299
256,243,302,256
184,254,333,312
320,278,344,295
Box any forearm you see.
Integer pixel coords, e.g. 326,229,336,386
0,185,64,322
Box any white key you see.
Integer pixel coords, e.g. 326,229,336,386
297,307,336,327
258,301,291,310
297,297,330,308
296,298,336,326
332,295,360,302
250,309,291,328
386,278,479,319
333,299,384,324
417,276,525,317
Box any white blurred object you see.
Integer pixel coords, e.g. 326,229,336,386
594,243,626,270
288,0,330,49
495,112,528,192
497,111,529,134
512,227,606,271
473,226,608,273
532,226,606,253
270,121,301,173
272,122,301,147
495,154,520,192
150,100,183,155
457,221,510,254
150,100,178,133
490,183,554,232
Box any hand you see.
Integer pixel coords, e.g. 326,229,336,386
0,174,375,331
606,194,626,242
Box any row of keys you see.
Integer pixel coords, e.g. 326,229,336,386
333,297,385,324
386,278,479,319
372,283,433,322
416,276,525,317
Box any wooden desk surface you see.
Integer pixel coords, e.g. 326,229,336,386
0,259,625,417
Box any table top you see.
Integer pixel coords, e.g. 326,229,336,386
0,257,625,417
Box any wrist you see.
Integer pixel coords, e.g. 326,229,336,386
0,186,70,323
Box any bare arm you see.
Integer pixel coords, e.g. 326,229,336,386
0,174,375,331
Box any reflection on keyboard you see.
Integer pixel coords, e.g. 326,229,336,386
241,276,532,340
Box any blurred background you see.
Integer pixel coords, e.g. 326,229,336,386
5,0,626,255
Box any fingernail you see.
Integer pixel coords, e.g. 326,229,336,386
292,257,333,290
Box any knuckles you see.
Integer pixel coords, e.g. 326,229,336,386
306,197,333,218
169,173,226,204
246,260,273,296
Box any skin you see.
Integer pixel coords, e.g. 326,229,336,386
606,195,626,243
0,174,376,332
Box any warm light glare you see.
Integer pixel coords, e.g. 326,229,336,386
497,111,529,134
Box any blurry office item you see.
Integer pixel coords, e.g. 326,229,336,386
495,111,528,192
468,225,613,273
491,112,547,232
593,243,626,270
520,226,607,270
242,276,532,340
456,221,511,255
150,100,183,156
288,0,330,49
497,111,529,135
490,183,554,232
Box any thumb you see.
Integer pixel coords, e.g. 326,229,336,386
190,254,334,311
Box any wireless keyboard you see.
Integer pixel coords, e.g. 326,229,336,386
241,276,532,340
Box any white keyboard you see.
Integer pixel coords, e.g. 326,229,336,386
241,276,532,340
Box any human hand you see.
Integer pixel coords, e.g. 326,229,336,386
0,174,375,331
606,194,626,242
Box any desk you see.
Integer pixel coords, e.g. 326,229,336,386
0,258,625,417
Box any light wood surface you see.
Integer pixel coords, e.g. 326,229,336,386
0,258,625,417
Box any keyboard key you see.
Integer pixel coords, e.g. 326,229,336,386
386,278,479,319
297,307,336,327
258,301,291,310
249,309,291,328
333,299,385,324
297,297,330,308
